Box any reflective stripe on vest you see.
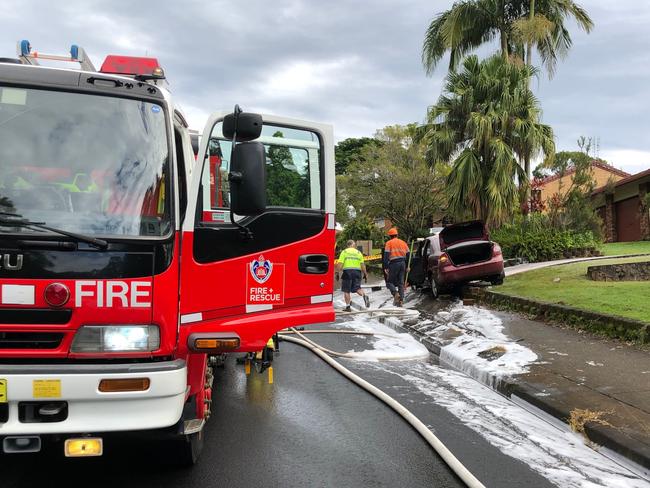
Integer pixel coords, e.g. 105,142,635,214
337,248,363,269
385,238,409,261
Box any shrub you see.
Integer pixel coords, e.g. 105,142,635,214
336,216,384,254
492,214,601,262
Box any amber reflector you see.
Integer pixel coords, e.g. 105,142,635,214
194,338,240,350
98,378,150,392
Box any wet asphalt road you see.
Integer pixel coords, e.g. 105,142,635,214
1,314,555,488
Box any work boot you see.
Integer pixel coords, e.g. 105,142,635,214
392,292,399,306
396,295,403,307
344,305,351,312
363,295,370,308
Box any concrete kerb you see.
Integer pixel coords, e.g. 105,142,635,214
346,297,650,473
472,288,649,344
504,376,650,473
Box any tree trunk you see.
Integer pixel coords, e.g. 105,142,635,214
523,0,535,213
500,29,509,60
527,0,535,68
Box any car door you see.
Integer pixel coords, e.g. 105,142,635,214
407,240,426,287
178,112,336,352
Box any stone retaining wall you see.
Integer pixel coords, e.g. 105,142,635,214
587,261,650,281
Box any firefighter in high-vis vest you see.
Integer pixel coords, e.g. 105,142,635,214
384,227,410,306
335,240,370,312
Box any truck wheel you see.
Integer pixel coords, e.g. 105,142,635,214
174,431,204,467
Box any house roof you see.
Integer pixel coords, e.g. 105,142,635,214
592,167,650,195
537,160,630,186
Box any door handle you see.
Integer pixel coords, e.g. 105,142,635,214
298,254,329,274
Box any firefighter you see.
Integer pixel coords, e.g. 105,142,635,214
384,227,409,306
335,240,370,312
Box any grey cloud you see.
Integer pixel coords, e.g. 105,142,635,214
1,0,648,172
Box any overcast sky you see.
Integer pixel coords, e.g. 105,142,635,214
1,0,649,174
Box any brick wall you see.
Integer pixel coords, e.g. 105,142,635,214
640,183,650,241
604,194,617,242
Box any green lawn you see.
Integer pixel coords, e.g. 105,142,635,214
600,241,650,256
500,256,650,323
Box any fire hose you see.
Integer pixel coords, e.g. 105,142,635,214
278,327,486,488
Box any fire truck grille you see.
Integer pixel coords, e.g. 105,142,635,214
0,309,71,325
0,332,64,349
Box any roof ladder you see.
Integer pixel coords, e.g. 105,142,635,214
16,39,96,71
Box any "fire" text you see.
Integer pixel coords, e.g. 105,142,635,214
75,280,151,308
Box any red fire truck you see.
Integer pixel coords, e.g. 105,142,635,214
0,41,335,464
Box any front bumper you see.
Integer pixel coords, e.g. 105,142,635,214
0,360,187,435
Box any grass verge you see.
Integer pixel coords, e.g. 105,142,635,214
499,256,650,323
600,241,650,256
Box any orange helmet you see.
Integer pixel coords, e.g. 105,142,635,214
388,227,398,236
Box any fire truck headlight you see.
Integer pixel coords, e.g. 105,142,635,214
71,325,160,353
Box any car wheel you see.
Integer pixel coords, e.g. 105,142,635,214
430,274,439,299
490,274,504,286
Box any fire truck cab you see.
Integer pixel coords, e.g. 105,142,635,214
0,42,335,463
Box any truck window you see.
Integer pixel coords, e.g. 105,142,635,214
199,122,321,221
0,85,171,238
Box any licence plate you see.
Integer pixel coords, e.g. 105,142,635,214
0,379,6,403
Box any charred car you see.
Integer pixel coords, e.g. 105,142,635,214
408,221,504,297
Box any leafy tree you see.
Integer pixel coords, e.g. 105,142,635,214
533,151,602,180
341,125,448,242
545,159,602,236
266,131,310,207
421,0,593,77
535,135,608,179
535,137,607,235
335,174,353,224
335,137,383,175
336,216,384,252
422,54,554,228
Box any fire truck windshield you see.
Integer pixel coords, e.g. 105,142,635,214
0,85,171,238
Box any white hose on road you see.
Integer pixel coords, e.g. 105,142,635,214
336,307,420,318
281,332,486,488
279,328,429,361
280,329,399,338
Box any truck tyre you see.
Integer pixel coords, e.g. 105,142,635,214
174,431,204,467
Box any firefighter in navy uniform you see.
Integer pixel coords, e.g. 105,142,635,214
384,227,409,306
335,240,370,312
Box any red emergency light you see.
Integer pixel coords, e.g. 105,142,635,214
99,55,165,78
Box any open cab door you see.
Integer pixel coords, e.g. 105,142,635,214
179,109,336,354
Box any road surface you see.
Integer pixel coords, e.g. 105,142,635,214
1,313,564,487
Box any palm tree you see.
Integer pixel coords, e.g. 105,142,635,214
422,0,593,77
422,0,590,202
514,0,591,198
422,54,555,227
516,0,593,75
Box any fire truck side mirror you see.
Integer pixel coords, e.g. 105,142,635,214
228,141,267,216
223,112,263,142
